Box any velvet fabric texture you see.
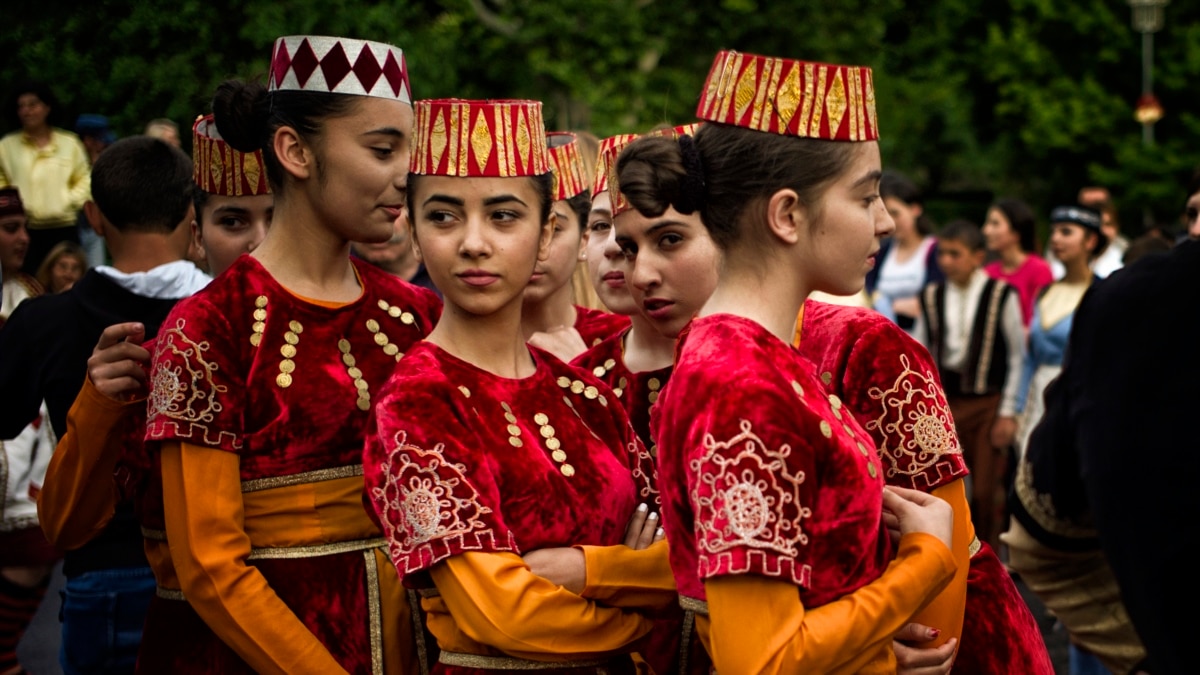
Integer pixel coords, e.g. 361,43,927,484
574,305,631,348
365,342,656,672
142,255,440,671
571,331,683,675
571,328,672,455
366,341,655,580
797,301,1052,674
653,314,890,608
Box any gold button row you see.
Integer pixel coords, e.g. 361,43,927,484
377,299,416,326
250,295,268,347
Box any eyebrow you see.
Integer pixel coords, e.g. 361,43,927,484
645,219,690,235
590,208,612,218
210,205,250,216
361,127,406,139
423,194,464,207
852,169,884,190
483,194,527,207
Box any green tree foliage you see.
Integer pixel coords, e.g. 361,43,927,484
3,0,1196,235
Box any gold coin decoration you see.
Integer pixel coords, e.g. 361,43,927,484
378,299,418,327
819,420,833,438
604,359,617,370
791,380,804,397
560,464,576,477
534,413,549,426
593,366,607,377
279,359,296,374
857,441,871,457
867,463,878,479
584,386,598,400
570,380,585,394
339,338,372,412
458,386,471,398
557,376,571,388
280,344,297,359
289,320,303,334
250,297,268,347
276,373,293,388
821,372,833,385
275,320,302,388
255,295,268,308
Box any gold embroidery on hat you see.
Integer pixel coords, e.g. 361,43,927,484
847,68,859,142
809,66,828,138
497,106,512,177
244,154,262,192
718,52,743,122
233,147,243,197
749,57,774,132
516,108,531,175
446,104,461,177
430,110,447,174
458,106,472,177
760,58,784,132
865,70,878,137
210,142,223,192
470,113,492,174
733,61,758,124
799,63,816,137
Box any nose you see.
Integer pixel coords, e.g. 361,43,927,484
629,255,660,293
601,228,623,260
875,199,895,237
459,216,491,258
247,221,268,253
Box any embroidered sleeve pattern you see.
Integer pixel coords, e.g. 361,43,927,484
146,316,242,451
370,430,517,578
864,352,968,490
691,418,813,588
626,426,659,506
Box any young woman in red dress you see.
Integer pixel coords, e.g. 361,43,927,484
143,36,441,673
638,51,959,673
364,99,660,673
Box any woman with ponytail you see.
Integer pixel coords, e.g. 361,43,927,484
142,37,440,673
642,52,958,673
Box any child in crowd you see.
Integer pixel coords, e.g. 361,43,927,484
918,219,1025,550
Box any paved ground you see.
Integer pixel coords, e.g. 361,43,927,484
19,566,1072,674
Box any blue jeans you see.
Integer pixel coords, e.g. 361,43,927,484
59,566,155,675
1069,644,1111,675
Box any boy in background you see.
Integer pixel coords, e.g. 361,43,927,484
917,219,1025,550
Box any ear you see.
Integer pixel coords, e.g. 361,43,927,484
971,249,987,266
273,126,313,181
911,203,924,219
577,229,588,261
537,211,557,262
83,201,105,237
408,213,423,262
765,188,804,246
190,218,204,256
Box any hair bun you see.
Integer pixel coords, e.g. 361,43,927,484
211,80,270,153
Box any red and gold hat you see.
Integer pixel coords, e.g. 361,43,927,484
597,124,699,216
192,115,270,197
697,50,877,142
410,99,549,178
590,134,638,197
546,132,588,201
269,36,411,103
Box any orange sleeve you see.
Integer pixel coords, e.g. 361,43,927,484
575,540,677,610
38,377,129,550
706,532,957,675
160,442,347,675
430,551,654,660
904,479,973,647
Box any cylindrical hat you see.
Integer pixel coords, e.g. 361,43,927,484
410,99,549,178
546,132,588,201
269,36,411,103
697,50,877,141
192,115,271,197
0,187,23,219
1050,205,1107,250
599,124,699,216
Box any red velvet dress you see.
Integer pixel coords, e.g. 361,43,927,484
142,255,441,673
796,300,1053,675
571,331,692,675
653,314,891,652
574,305,631,348
364,341,657,673
571,328,671,455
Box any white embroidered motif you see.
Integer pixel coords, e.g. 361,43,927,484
692,419,811,559
866,353,962,479
372,431,508,573
148,318,225,425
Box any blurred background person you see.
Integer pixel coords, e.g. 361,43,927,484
142,118,179,148
1,187,41,322
350,214,438,295
982,197,1053,328
1183,170,1200,240
0,82,91,275
34,241,88,294
73,114,117,268
868,171,942,336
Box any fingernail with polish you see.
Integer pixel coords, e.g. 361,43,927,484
656,528,664,537
637,503,648,513
929,628,940,639
648,512,659,520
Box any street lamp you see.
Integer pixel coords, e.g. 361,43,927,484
1128,0,1169,145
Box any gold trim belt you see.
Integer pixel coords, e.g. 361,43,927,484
241,464,364,493
968,535,982,558
438,651,614,670
246,537,386,561
678,594,709,616
156,587,186,601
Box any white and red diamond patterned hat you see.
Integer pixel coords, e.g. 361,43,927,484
269,36,411,103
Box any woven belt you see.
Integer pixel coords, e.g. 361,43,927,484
156,586,186,601
246,537,386,560
968,535,982,558
678,594,708,616
439,651,614,670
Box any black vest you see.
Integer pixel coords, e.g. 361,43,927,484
920,278,1014,396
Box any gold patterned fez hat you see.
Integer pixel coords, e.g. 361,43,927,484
697,50,877,142
596,124,700,216
546,132,588,201
192,115,270,197
269,36,411,103
410,99,550,177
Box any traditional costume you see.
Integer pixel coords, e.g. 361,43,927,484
797,299,1053,674
653,51,956,673
142,36,443,674
365,98,661,673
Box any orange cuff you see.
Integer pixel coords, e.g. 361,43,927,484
576,541,677,610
